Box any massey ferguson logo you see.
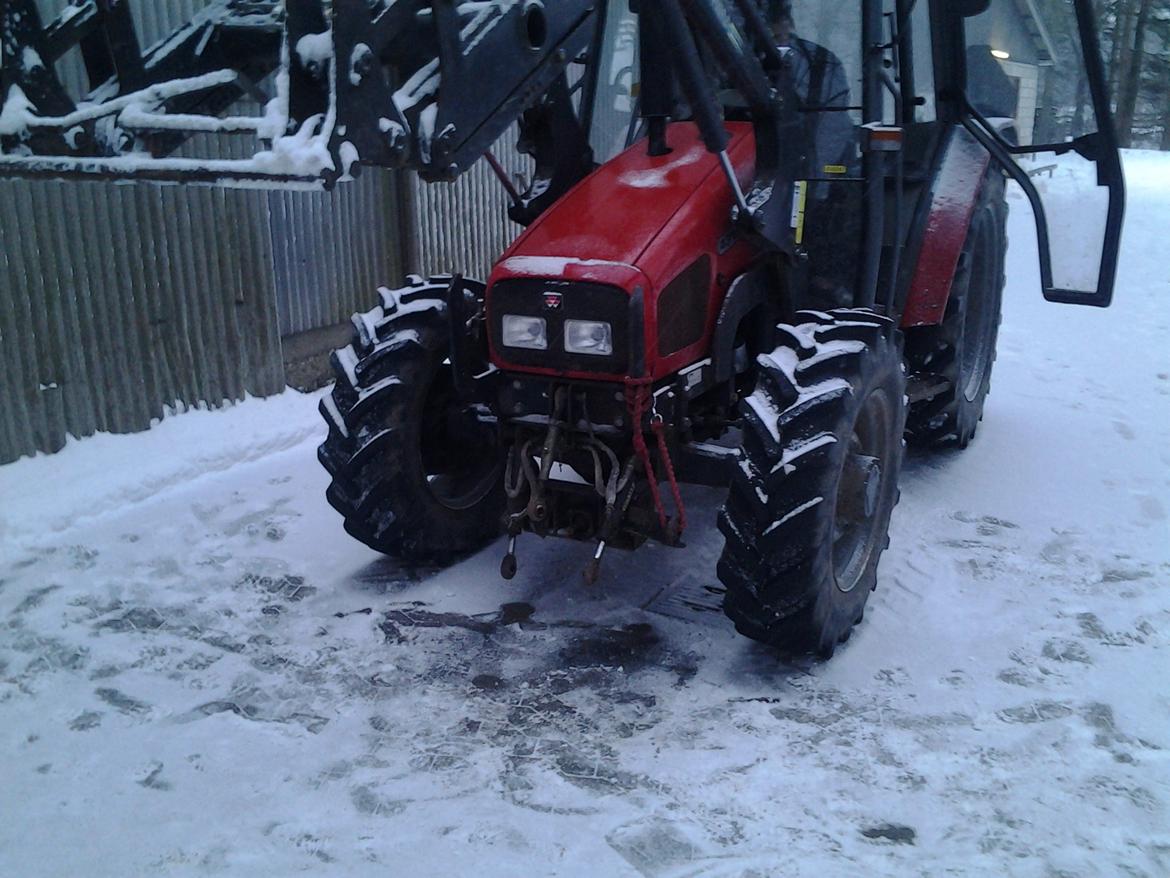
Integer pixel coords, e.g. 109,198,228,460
542,291,563,310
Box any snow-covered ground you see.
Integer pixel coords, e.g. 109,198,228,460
2,152,1168,877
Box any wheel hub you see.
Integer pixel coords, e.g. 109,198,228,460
858,454,882,518
832,391,893,593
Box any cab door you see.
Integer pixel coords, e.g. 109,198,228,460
956,0,1124,307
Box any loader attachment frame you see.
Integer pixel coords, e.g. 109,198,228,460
0,0,598,186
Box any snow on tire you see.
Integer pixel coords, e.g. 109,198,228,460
317,275,505,561
717,309,906,657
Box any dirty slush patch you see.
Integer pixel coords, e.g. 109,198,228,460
369,601,700,807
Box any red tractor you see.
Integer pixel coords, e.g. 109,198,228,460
2,0,1124,655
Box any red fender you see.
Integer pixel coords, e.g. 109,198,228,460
901,128,992,328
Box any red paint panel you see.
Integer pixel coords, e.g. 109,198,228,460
638,135,757,378
501,123,752,268
901,128,992,328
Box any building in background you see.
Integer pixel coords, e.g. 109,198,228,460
965,0,1058,145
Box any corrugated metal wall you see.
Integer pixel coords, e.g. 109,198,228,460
408,129,530,281
0,176,405,465
0,1,406,463
270,172,403,336
0,179,284,462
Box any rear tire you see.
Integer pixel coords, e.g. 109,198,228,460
717,309,906,657
317,276,505,561
905,171,1007,448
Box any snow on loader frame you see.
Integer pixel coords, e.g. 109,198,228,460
1,0,1125,656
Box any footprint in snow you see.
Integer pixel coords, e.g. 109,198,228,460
1100,565,1154,584
350,785,408,817
606,817,706,876
953,512,1020,539
1039,531,1087,567
68,710,103,731
996,666,1043,687
135,761,172,791
860,824,917,844
873,667,911,688
10,585,62,615
94,687,152,716
66,545,99,570
1076,612,1147,647
1041,638,1093,665
997,701,1074,724
940,669,971,688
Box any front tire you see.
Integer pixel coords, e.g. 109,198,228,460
317,276,505,560
717,310,906,656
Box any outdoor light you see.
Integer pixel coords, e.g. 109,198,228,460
990,48,1010,60
564,319,614,356
502,314,548,350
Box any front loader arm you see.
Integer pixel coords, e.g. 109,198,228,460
0,0,596,189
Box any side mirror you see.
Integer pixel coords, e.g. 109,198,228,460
956,0,991,16
959,0,1124,307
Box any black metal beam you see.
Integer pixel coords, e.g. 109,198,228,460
41,2,99,64
857,0,886,309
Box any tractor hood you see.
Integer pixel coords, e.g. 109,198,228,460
493,122,754,291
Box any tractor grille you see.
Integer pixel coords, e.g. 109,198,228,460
489,278,632,375
656,255,710,356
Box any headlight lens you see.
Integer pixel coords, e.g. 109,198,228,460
564,319,613,356
502,314,548,350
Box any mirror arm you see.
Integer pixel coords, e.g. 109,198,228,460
960,112,1054,294
961,96,1105,163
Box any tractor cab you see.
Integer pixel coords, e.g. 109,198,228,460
478,0,1123,396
